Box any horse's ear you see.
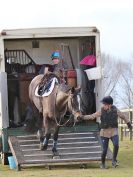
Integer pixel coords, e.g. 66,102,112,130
70,87,75,94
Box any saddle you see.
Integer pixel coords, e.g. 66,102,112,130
35,73,59,97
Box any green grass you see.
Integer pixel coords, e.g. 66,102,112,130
0,138,133,177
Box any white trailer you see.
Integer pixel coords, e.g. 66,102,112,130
0,27,105,167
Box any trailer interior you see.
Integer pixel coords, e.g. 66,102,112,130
4,36,96,128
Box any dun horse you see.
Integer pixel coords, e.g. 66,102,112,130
28,72,82,156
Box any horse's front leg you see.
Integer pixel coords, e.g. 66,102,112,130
52,125,59,156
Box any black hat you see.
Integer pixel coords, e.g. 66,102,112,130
101,96,113,105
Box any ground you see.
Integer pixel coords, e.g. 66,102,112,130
0,138,133,177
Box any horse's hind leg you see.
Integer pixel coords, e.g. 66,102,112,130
37,113,44,142
52,126,59,156
40,117,51,150
37,128,44,142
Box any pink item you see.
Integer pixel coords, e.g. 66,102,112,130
80,55,96,66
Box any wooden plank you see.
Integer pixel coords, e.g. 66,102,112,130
24,157,102,165
22,146,101,155
20,141,98,146
18,136,96,142
18,138,97,145
24,151,102,157
23,152,103,161
17,132,95,140
8,136,25,166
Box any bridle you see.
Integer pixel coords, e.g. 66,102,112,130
69,93,82,126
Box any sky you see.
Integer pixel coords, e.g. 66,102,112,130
0,0,133,61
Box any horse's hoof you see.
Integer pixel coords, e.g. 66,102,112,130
53,153,60,159
52,147,56,153
39,143,44,150
53,151,59,156
43,144,48,150
52,148,59,156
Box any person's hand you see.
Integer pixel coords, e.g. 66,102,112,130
77,115,84,122
127,122,132,130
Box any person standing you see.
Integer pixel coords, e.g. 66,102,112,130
78,96,132,169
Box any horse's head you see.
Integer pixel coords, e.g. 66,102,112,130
68,86,82,121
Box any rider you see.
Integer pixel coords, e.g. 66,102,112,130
39,50,68,75
78,96,132,169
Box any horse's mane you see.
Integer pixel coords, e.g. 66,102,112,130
58,83,71,93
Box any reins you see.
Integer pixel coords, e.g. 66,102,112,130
53,87,76,127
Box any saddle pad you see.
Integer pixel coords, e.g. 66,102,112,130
35,77,58,97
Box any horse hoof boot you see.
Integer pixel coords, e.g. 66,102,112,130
52,147,56,152
40,143,48,151
52,147,59,156
52,151,60,159
53,151,59,156
43,144,48,150
39,143,44,150
52,155,60,159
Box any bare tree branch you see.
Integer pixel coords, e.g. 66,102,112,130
121,73,133,96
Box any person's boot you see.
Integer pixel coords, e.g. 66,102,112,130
100,163,108,169
100,155,108,169
112,146,119,168
112,160,119,168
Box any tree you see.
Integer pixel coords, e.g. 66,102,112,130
117,62,133,108
101,53,133,108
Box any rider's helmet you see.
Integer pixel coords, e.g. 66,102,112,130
51,51,60,60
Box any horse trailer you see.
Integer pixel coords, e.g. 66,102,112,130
0,27,111,169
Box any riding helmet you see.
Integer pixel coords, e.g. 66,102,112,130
101,96,113,105
51,51,60,60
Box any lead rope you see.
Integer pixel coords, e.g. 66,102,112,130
70,98,77,127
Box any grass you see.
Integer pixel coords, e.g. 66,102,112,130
0,138,133,177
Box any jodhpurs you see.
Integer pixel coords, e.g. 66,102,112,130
100,135,119,164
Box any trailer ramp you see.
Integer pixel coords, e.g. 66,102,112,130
8,132,112,170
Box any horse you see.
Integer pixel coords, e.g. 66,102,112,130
29,72,82,156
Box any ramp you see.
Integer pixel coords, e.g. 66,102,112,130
8,131,112,170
